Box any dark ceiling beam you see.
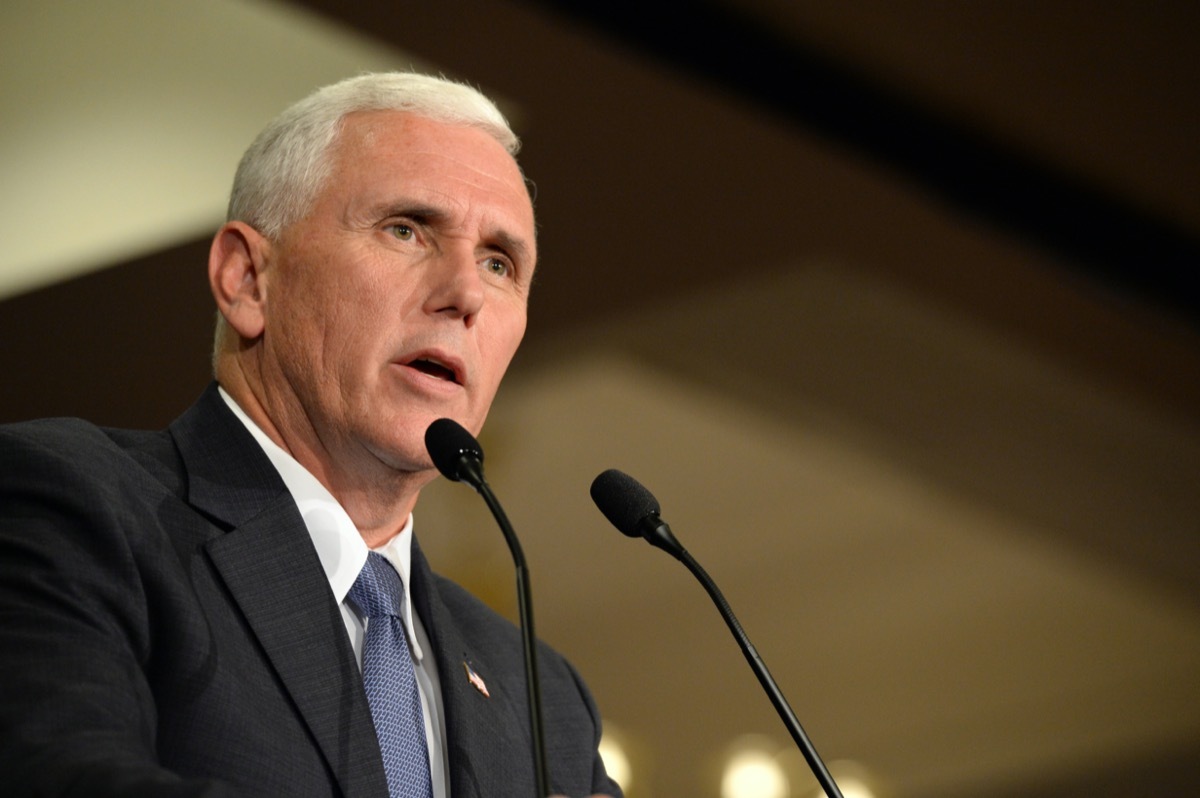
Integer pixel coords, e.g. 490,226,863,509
525,0,1200,327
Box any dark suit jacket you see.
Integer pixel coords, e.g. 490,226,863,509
0,384,620,798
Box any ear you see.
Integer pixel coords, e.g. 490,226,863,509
208,221,271,340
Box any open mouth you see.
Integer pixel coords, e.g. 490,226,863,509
406,357,460,384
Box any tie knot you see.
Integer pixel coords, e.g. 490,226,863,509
349,552,405,620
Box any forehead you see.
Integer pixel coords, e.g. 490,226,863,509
323,111,535,239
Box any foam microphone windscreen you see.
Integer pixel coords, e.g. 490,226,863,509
590,468,662,538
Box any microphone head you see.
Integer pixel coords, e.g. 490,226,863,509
424,418,484,483
590,468,662,538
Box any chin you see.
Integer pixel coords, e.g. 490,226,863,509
373,405,481,466
361,422,430,472
374,444,436,476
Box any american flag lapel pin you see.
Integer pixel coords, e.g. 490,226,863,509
463,660,490,698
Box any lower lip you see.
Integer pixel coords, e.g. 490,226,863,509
392,363,464,396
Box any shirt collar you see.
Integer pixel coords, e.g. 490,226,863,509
218,386,424,660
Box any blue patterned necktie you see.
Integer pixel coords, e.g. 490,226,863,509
349,552,433,798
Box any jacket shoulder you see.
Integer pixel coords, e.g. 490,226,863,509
0,416,183,498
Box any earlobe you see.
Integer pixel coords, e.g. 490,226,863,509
209,221,269,340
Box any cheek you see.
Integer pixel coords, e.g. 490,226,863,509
481,310,528,384
268,280,359,385
289,254,393,340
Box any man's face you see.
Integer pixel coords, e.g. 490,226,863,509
257,110,536,478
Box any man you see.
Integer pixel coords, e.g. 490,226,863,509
0,73,620,798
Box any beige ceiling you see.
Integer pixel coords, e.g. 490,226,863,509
2,1,1198,796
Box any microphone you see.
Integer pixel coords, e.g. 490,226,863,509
425,419,549,797
425,418,486,488
590,469,845,798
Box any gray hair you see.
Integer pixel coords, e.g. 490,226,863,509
227,71,519,239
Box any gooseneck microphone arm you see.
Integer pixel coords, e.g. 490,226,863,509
590,469,844,798
425,419,549,798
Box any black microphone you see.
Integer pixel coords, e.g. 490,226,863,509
425,418,486,488
590,468,845,798
426,419,549,798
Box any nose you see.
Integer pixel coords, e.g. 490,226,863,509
424,244,485,325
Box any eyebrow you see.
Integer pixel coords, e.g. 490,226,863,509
374,201,444,228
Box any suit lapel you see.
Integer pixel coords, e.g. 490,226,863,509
170,385,388,798
410,541,535,798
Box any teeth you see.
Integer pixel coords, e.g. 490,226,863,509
411,358,456,382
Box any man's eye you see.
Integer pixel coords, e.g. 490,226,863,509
485,257,510,278
389,224,414,241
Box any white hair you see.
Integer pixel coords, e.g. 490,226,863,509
227,71,519,239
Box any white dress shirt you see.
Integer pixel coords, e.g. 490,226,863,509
220,389,449,798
